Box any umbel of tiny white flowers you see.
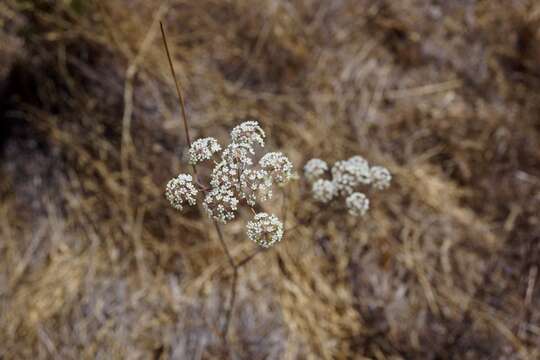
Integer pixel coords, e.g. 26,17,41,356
346,192,369,216
165,120,294,248
203,187,239,224
303,155,391,217
230,120,265,148
332,156,372,195
220,142,255,169
311,179,337,204
189,137,221,165
259,152,294,185
240,168,273,206
165,174,198,210
304,158,328,183
370,166,392,190
246,212,284,248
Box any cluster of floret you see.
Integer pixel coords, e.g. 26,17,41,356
165,174,199,211
166,121,294,248
304,156,391,216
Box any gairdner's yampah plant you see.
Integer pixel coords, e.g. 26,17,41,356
166,121,293,248
165,120,392,346
160,21,391,348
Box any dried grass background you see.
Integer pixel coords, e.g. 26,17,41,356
1,0,540,359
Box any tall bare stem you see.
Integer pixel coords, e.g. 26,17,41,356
159,22,197,177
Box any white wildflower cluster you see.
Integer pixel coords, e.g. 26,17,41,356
203,188,239,224
221,142,254,168
304,158,328,183
209,161,238,190
240,169,273,206
189,137,221,165
165,174,198,211
230,120,265,147
165,120,294,247
259,152,294,184
332,156,372,195
311,179,337,204
345,192,369,217
303,155,391,217
246,212,284,248
370,166,392,190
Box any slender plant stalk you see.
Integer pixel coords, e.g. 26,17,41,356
236,247,265,268
159,22,197,177
213,220,236,268
225,267,238,342
213,220,239,342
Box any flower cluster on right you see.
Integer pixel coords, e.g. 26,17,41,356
304,156,391,216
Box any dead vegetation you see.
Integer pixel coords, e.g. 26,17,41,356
1,0,539,358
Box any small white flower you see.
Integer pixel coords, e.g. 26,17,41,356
304,158,328,183
240,169,273,206
210,161,240,191
165,174,198,210
259,152,294,184
188,137,222,165
203,188,239,224
370,166,391,190
230,120,265,147
311,179,337,203
332,155,371,195
345,192,370,217
346,156,372,185
246,212,284,248
221,142,254,168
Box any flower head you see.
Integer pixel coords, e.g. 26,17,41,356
240,169,273,206
304,158,328,183
221,142,254,168
165,121,294,248
345,192,370,217
188,137,221,165
165,174,198,210
332,155,371,195
311,179,337,204
203,188,239,224
246,212,284,248
210,161,240,191
259,152,294,185
230,120,265,147
370,166,392,190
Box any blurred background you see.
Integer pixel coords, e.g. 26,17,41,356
1,1,539,358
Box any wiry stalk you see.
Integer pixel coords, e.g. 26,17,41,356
236,247,265,268
213,219,238,344
159,22,197,177
214,220,235,269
